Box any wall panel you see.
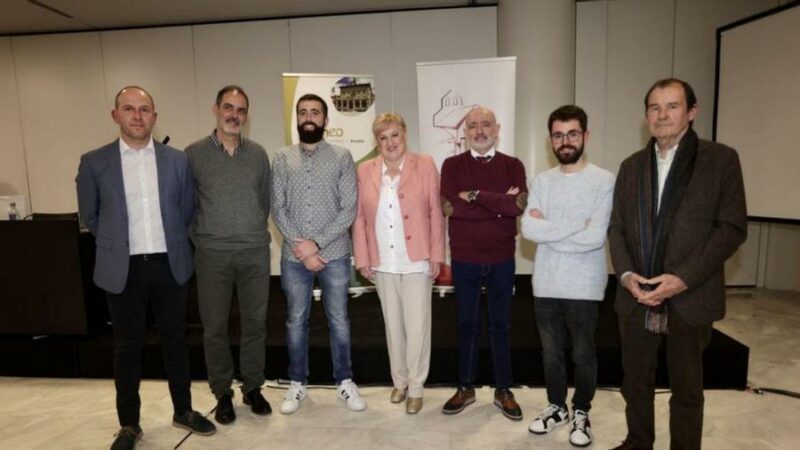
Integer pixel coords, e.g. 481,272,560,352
604,0,675,175
0,38,28,200
13,32,109,212
289,14,393,120
390,7,496,151
575,1,609,170
101,26,198,150
192,20,291,154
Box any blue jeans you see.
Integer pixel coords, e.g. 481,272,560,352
534,297,598,412
452,259,515,389
281,257,353,384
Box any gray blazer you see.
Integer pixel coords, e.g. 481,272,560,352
76,139,196,294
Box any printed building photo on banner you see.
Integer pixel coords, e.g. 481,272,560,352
282,73,377,164
416,57,516,170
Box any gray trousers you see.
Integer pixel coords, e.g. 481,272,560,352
195,246,270,398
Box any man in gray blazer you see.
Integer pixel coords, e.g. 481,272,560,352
607,78,747,450
76,86,215,450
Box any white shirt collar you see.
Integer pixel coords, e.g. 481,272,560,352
654,142,678,161
470,146,496,159
119,136,155,155
381,156,405,175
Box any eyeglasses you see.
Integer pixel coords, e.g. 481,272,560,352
550,130,584,143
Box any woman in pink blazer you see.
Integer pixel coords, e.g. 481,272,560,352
352,113,445,414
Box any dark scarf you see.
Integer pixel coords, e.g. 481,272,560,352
637,128,698,332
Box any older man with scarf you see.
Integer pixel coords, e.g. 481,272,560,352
607,78,747,450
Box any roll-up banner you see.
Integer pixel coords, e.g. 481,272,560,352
282,73,377,164
416,57,517,170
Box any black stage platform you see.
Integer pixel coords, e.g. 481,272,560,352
0,275,749,389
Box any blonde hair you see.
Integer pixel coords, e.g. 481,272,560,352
372,113,407,137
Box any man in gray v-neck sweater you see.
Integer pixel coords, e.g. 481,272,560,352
186,85,272,424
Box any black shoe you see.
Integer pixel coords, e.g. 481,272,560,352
172,410,217,436
214,394,236,425
244,389,272,415
110,425,142,450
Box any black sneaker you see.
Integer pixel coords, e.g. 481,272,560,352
111,425,142,450
172,410,217,436
244,389,272,415
214,393,236,425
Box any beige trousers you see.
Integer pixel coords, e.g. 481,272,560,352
374,272,432,398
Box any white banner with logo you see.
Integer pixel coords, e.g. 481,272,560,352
282,73,377,163
416,57,516,170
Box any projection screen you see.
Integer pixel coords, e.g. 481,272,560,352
715,3,800,222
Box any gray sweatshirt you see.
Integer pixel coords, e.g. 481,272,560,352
521,163,615,300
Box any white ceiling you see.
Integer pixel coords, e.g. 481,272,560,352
0,0,497,35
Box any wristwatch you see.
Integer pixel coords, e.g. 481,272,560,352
467,190,479,203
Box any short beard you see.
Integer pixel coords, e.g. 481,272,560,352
467,136,495,153
297,122,325,144
554,143,584,165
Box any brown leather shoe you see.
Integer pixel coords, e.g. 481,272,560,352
493,388,523,420
441,387,475,414
609,441,653,450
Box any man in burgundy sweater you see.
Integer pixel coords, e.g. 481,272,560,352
440,106,528,421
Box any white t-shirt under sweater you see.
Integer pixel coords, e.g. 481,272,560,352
521,163,616,301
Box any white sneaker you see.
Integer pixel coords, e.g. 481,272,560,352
280,381,307,414
337,379,366,411
569,410,592,447
528,403,569,434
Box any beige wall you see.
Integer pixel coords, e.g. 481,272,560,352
0,38,28,199
192,20,291,154
12,32,110,213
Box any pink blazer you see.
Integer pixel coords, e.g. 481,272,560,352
352,152,445,270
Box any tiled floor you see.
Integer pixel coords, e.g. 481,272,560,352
1,288,798,449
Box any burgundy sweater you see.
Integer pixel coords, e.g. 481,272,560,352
440,151,527,263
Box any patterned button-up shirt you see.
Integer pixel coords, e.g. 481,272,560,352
271,140,357,262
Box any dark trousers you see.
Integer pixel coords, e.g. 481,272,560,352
106,254,192,427
195,246,270,398
452,259,515,390
534,297,598,412
619,303,712,450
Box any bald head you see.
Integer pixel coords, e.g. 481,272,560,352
114,86,154,109
465,106,497,125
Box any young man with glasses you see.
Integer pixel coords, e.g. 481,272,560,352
521,105,615,447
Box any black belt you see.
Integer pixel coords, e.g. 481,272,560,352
131,253,168,261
